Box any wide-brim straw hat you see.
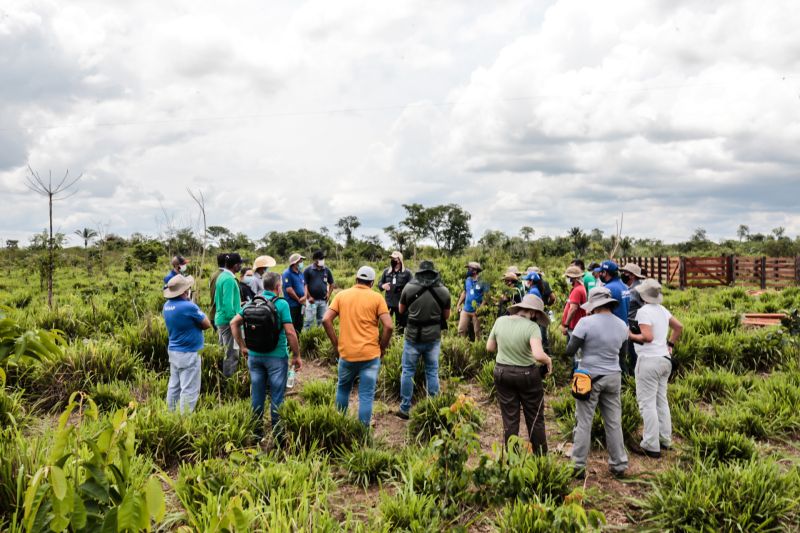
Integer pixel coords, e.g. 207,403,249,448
288,253,305,265
564,265,583,279
506,266,521,275
621,263,645,279
253,255,276,269
508,294,550,326
467,261,482,272
581,287,618,313
635,278,663,304
502,271,519,282
164,275,195,299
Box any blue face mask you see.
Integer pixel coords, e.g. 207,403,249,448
298,262,305,270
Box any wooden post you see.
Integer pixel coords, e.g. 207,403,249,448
796,256,800,286
657,256,664,284
760,256,767,289
679,256,687,290
726,255,735,285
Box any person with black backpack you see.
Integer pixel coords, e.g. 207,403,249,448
395,261,451,419
230,272,303,446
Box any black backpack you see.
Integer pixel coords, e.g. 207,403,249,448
241,295,283,352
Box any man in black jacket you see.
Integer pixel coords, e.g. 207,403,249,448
379,251,413,334
395,260,451,418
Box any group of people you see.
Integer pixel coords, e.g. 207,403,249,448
161,250,683,477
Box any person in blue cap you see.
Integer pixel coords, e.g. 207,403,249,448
595,260,632,373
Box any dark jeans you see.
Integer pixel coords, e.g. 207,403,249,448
289,305,304,335
389,306,407,334
493,363,548,454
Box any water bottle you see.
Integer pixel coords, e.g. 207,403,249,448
286,366,296,389
548,310,555,321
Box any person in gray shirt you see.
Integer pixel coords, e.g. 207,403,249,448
564,287,629,479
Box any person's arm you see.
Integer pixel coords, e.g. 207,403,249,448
199,316,212,330
322,308,339,357
529,336,552,374
284,323,303,369
456,290,465,311
398,286,408,315
564,335,585,358
629,323,653,344
378,313,393,356
486,336,497,353
230,314,248,357
561,302,578,335
285,286,302,305
326,270,334,300
667,316,683,354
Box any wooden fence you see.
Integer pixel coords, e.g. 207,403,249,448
620,256,800,289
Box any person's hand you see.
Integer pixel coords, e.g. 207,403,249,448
545,356,553,376
240,346,249,357
560,325,568,336
380,344,387,357
381,283,391,291
307,296,315,304
300,296,307,305
292,356,303,370
668,345,674,356
332,345,340,359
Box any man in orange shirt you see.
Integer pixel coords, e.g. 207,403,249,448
322,266,393,426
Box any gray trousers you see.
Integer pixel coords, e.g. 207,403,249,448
571,372,628,474
218,324,239,377
635,356,672,452
166,350,201,413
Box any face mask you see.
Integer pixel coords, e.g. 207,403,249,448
179,264,187,273
243,276,254,284
317,259,325,267
391,259,399,268
621,274,631,284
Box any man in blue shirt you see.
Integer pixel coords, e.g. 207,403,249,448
282,253,307,335
456,261,487,340
163,274,211,413
594,260,632,374
231,272,303,445
163,255,189,288
303,250,334,328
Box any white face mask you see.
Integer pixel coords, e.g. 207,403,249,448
179,264,188,273
317,259,325,267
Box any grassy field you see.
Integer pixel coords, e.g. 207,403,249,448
2,250,800,531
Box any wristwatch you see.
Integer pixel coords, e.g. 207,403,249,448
667,341,675,348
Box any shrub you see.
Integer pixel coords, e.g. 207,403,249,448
439,336,480,378
495,492,606,533
686,430,758,465
117,314,169,372
476,359,496,400
299,327,329,359
278,399,369,454
89,380,134,412
340,446,401,488
135,401,192,466
407,391,483,444
33,305,90,339
379,484,440,532
0,427,48,520
638,460,800,532
679,368,752,402
188,400,258,460
299,378,336,406
199,344,250,400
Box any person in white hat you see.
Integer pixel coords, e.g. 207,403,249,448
282,253,307,335
564,287,630,479
249,255,277,294
322,266,393,427
162,275,211,414
628,279,683,459
487,294,552,454
379,251,413,334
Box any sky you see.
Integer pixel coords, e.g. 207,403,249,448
1,0,799,248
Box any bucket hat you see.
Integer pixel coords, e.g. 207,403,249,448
288,253,305,265
163,275,195,299
253,255,276,269
506,266,521,275
508,294,550,326
417,260,437,273
564,265,583,279
467,261,482,272
621,263,645,279
581,287,619,313
635,278,663,304
503,271,519,282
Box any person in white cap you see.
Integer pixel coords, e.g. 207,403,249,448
162,275,211,413
379,251,413,334
322,266,393,427
282,253,307,335
249,255,277,294
629,279,683,459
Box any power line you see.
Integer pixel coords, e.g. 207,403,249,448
1,81,743,133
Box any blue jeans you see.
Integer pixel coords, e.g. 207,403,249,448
166,350,201,414
335,358,381,426
304,300,328,329
247,356,288,436
399,339,441,414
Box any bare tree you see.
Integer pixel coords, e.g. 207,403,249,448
188,188,209,303
25,166,82,306
607,212,624,260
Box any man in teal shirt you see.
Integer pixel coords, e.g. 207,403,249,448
215,253,243,377
231,272,303,444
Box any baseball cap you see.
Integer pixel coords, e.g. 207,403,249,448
312,250,325,260
594,260,619,273
523,271,541,282
356,266,376,281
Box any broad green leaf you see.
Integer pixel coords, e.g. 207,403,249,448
23,467,47,521
70,492,88,530
50,466,68,500
145,477,165,522
117,491,147,532
79,480,111,503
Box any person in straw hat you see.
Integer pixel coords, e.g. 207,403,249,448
565,287,630,479
282,252,307,335
250,255,277,294
628,279,683,459
486,294,553,454
162,275,211,414
560,265,587,342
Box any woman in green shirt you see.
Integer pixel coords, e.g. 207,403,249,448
487,294,553,454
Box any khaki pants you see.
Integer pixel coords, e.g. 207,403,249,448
457,311,481,339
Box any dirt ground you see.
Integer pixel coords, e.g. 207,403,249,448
293,358,676,530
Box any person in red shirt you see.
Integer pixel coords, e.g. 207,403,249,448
561,265,587,341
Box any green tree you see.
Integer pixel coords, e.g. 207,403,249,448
691,227,708,243
73,227,98,248
336,216,361,246
519,226,535,241
737,224,749,242
207,225,232,247
568,227,590,256
219,232,254,251
479,230,509,250
132,240,164,268
384,225,412,256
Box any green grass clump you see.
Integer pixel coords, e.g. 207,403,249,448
638,460,800,532
278,399,369,454
299,327,330,359
686,430,758,465
495,492,605,532
379,484,440,532
407,391,483,444
679,368,753,402
340,446,401,488
199,344,250,400
299,378,336,406
476,359,496,399
0,388,26,427
116,314,169,372
89,380,134,412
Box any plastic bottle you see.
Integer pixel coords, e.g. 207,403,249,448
286,366,296,389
